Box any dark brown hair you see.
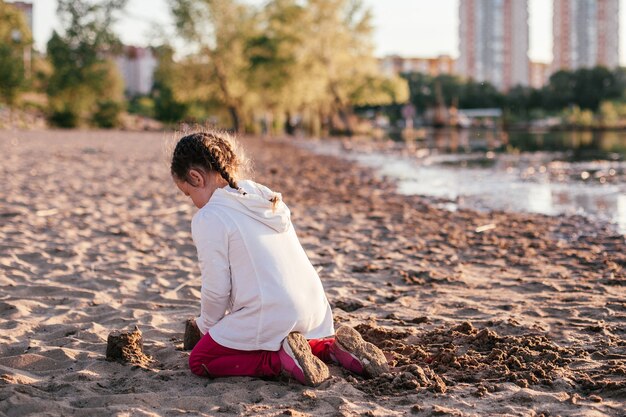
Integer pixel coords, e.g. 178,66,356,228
171,130,281,210
170,131,244,190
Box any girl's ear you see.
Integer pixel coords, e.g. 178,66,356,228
188,169,205,188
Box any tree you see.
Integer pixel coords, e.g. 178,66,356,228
598,101,619,127
151,45,189,123
459,80,503,109
573,67,621,111
46,0,126,127
541,67,624,112
247,0,312,133
170,0,257,133
350,75,408,107
248,0,402,135
542,70,576,110
404,72,504,114
503,85,536,119
169,0,398,135
301,0,379,135
615,67,626,100
0,44,24,106
0,0,32,106
404,72,435,112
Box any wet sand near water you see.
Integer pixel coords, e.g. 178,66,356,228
0,130,625,416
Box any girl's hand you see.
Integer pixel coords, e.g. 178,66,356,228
184,318,203,350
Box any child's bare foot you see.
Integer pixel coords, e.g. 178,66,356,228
184,318,203,351
279,332,329,386
331,325,389,377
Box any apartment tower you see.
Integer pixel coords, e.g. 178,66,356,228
458,0,530,91
553,0,620,71
115,46,158,96
8,1,33,32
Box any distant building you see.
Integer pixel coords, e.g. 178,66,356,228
380,55,456,77
7,1,33,32
6,1,33,77
529,61,551,89
115,46,158,96
553,0,620,71
457,0,530,91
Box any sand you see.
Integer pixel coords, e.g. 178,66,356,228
0,129,624,416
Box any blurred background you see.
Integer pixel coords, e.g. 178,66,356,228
1,0,625,231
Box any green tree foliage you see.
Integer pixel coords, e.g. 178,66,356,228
247,0,313,128
169,0,407,135
598,101,619,127
0,0,31,105
403,73,434,112
350,75,408,107
519,67,625,115
541,70,577,110
0,44,24,106
170,0,255,133
301,0,380,134
615,68,626,100
569,67,622,111
46,0,126,127
127,95,155,118
404,73,502,112
504,86,541,116
459,80,503,108
151,45,189,123
404,66,626,123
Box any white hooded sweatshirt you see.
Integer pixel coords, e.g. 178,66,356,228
192,179,334,351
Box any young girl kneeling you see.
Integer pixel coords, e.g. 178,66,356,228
171,132,388,386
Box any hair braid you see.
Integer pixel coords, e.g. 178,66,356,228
171,131,247,194
201,143,240,191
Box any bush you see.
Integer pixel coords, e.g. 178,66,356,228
0,43,25,106
49,108,79,128
92,100,123,128
128,95,155,118
153,87,188,123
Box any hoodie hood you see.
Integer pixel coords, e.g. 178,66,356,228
207,180,291,233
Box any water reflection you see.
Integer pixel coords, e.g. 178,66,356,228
402,128,626,161
527,183,553,214
298,129,626,234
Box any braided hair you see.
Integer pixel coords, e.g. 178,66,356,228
171,132,243,192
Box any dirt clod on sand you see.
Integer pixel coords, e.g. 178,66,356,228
106,326,152,367
351,322,599,397
183,318,202,351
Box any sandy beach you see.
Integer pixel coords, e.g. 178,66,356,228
0,130,624,416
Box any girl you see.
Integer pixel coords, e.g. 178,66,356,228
171,131,388,386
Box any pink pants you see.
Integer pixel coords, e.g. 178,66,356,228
188,332,335,378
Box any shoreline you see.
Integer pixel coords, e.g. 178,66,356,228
1,130,625,416
291,135,626,236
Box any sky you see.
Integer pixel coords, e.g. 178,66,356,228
27,0,626,65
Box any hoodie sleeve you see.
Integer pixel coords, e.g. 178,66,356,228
191,210,231,335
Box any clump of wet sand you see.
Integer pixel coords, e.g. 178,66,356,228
105,326,152,367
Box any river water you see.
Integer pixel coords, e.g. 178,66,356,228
296,129,626,234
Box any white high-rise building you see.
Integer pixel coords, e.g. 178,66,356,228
457,0,530,91
553,0,620,71
115,46,158,96
7,1,33,32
